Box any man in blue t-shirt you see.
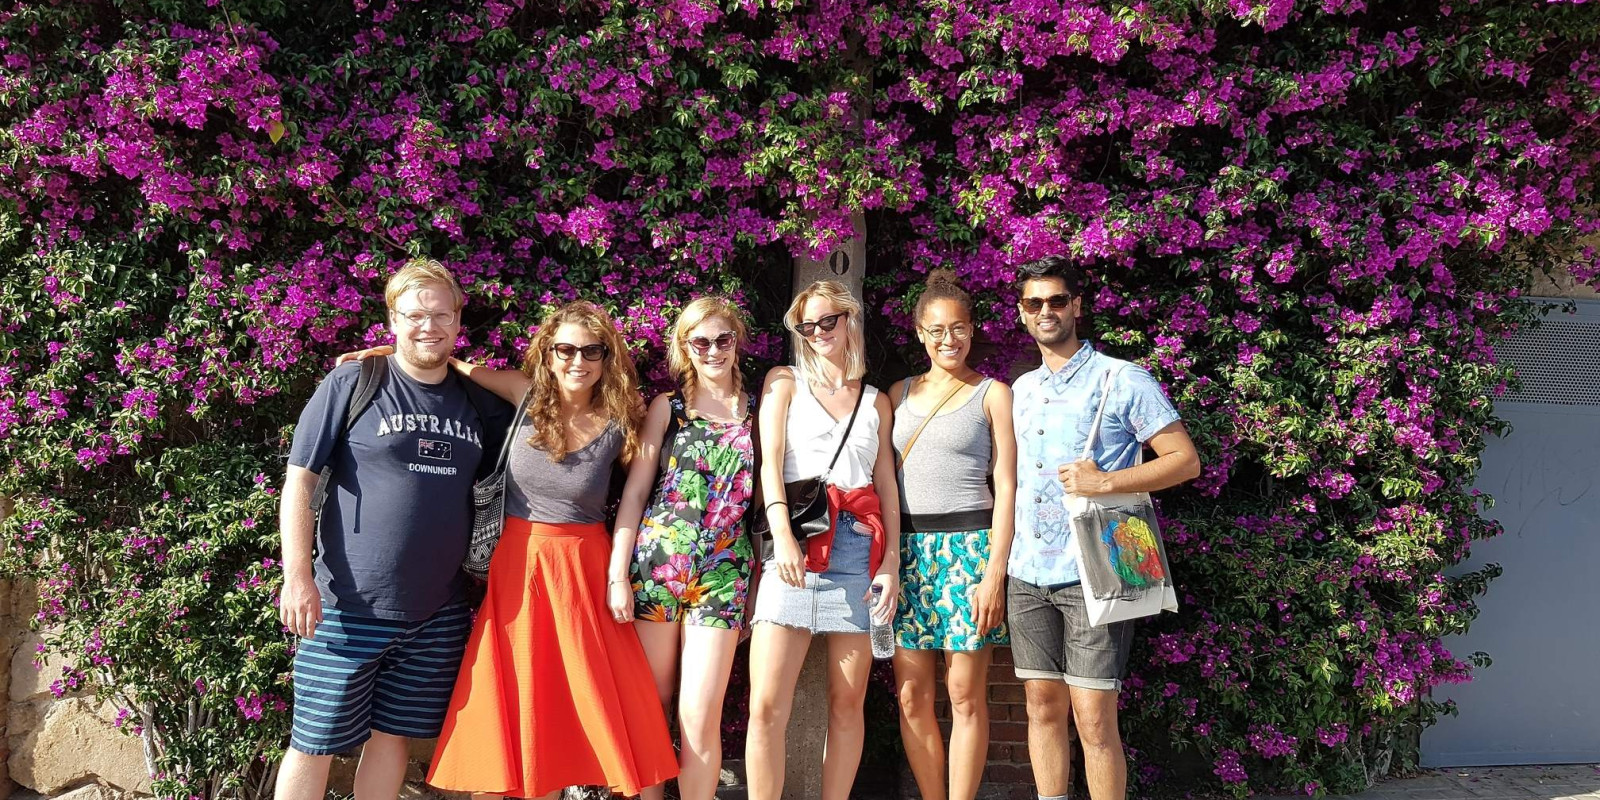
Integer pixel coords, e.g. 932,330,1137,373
274,259,509,800
1007,255,1201,800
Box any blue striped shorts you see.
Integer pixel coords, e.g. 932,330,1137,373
288,604,472,755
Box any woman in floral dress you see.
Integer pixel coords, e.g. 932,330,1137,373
609,296,758,800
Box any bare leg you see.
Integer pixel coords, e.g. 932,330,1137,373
1024,679,1074,797
820,633,873,800
675,625,742,800
274,747,334,800
894,648,945,800
745,623,813,800
1069,686,1126,800
352,731,410,800
634,621,683,800
944,648,992,800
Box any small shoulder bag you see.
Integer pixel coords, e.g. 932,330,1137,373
750,385,864,544
463,386,534,580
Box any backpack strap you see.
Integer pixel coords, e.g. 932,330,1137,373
310,356,386,514
658,391,689,474
743,389,762,542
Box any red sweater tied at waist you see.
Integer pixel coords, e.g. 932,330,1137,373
804,484,887,575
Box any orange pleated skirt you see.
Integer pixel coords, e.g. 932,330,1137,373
427,517,678,798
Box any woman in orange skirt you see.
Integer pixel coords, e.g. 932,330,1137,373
427,301,678,798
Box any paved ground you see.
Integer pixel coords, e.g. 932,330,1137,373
1276,765,1600,800
12,762,1596,799
702,763,1600,799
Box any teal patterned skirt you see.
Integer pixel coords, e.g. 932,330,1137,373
895,528,1010,651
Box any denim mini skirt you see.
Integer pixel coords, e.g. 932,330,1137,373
751,510,874,634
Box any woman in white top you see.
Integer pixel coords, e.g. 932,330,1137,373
745,280,902,800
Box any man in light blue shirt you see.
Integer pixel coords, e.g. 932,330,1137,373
1006,255,1200,800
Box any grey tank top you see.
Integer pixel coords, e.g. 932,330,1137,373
504,413,622,524
892,377,995,529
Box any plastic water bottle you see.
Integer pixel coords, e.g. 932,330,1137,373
869,584,895,660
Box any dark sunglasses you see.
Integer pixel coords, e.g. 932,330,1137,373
793,311,847,338
550,342,609,362
1020,293,1073,314
687,332,737,355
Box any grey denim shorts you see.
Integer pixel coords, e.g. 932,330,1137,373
1006,577,1135,691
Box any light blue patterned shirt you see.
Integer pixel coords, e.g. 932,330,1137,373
1008,343,1182,587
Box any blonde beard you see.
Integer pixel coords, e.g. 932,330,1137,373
397,343,451,371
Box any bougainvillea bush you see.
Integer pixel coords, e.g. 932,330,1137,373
2,0,1597,797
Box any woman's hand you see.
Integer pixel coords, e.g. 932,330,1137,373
607,580,634,624
773,532,806,588
335,344,394,366
972,573,1006,635
867,570,899,626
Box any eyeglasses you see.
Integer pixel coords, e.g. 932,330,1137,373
394,309,459,328
687,332,737,355
1019,294,1072,315
920,324,972,342
793,312,847,338
550,342,609,362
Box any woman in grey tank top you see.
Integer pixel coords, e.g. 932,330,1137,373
888,271,1017,800
420,302,679,798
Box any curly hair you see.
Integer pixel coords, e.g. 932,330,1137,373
519,301,645,464
667,296,749,409
913,268,973,323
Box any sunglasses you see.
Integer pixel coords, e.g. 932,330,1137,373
1020,293,1073,315
793,311,847,338
550,342,609,362
687,332,737,355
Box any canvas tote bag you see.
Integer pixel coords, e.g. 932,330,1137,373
1065,365,1179,626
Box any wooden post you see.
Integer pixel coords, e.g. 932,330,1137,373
777,36,873,797
792,213,867,299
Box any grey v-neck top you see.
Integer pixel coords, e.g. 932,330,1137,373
504,413,622,524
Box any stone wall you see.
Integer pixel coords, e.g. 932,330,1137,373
1531,266,1599,299
0,494,152,799
1,586,153,798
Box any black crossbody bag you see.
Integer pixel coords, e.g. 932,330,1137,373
750,386,864,557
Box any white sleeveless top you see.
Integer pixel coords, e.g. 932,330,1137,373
783,372,880,490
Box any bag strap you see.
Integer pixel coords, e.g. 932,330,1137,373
310,356,387,514
820,384,866,480
899,377,968,464
1078,364,1127,462
492,384,536,476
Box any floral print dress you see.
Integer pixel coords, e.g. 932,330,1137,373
630,392,757,629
